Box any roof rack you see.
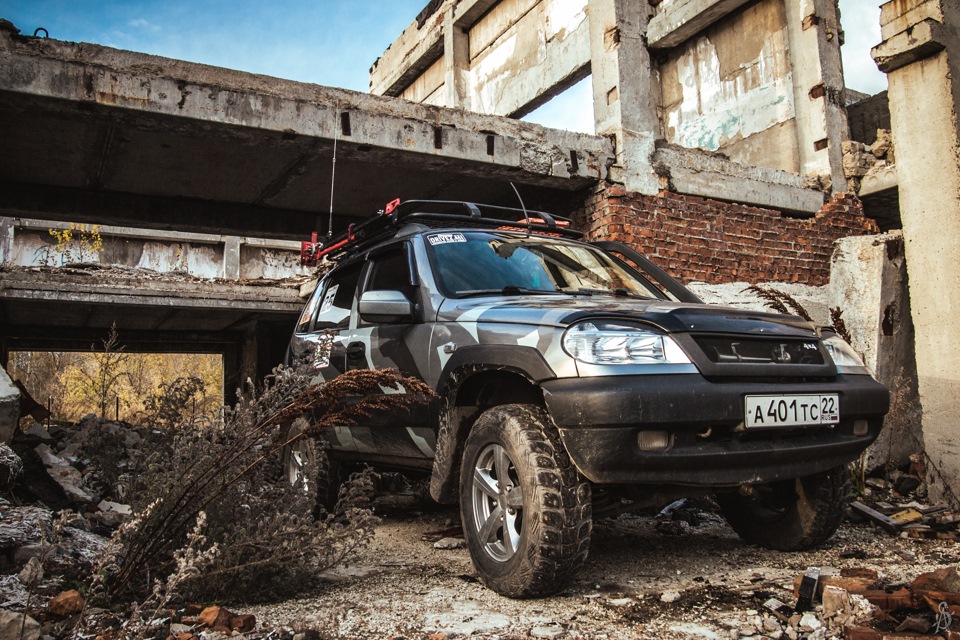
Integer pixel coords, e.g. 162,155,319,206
300,199,582,265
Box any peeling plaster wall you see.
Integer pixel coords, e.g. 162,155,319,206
465,0,590,116
659,0,800,172
5,224,310,281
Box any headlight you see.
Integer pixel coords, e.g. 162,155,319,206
563,321,691,365
823,335,865,368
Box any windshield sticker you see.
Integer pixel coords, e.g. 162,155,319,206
428,233,467,245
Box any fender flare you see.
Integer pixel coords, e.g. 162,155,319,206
429,345,555,503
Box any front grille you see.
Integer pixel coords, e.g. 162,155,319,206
694,336,825,366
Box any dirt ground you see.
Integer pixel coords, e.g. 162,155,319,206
247,500,959,639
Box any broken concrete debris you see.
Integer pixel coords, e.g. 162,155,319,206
778,566,960,639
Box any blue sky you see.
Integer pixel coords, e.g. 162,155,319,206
2,0,886,134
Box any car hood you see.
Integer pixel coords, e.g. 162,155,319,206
436,294,819,337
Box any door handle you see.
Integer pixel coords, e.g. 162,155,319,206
346,342,366,359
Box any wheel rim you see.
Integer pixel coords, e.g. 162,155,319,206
286,437,312,494
470,443,524,562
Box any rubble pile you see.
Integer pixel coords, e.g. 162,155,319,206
7,598,275,640
10,416,143,529
842,128,896,194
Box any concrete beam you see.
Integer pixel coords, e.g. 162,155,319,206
653,146,826,213
646,0,754,49
452,0,502,26
859,164,899,197
463,0,592,118
0,30,612,188
0,269,302,313
880,0,945,40
0,181,332,241
872,18,949,72
368,6,445,97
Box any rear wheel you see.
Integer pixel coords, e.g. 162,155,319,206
459,404,591,598
717,465,850,551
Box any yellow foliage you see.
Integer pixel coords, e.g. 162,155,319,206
47,223,104,264
9,350,223,422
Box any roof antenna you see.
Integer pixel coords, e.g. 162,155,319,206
327,101,341,238
509,182,532,237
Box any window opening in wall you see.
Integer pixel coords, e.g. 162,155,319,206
521,74,595,134
7,351,224,424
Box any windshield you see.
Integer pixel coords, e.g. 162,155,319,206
425,231,668,299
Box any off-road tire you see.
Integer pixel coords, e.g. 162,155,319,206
282,420,340,512
459,404,592,598
716,465,850,551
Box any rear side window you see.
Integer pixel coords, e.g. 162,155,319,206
314,263,363,330
295,279,325,334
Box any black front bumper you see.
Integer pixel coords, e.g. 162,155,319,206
542,374,889,486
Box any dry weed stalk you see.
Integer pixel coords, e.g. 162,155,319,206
102,361,434,602
745,286,813,321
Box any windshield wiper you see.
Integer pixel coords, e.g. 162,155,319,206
576,287,650,299
456,285,561,298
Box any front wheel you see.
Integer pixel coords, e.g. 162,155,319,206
459,404,591,598
716,465,851,551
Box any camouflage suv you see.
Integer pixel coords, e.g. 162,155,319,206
287,200,889,598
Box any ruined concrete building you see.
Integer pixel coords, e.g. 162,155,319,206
0,1,958,500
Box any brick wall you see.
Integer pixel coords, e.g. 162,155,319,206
574,185,879,285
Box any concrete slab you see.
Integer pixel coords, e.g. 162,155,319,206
647,0,755,49
872,18,948,72
653,146,825,213
859,164,899,197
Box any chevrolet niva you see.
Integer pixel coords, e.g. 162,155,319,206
286,200,889,598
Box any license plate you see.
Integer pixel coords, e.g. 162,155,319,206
745,394,839,428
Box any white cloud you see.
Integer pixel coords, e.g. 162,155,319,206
128,18,160,33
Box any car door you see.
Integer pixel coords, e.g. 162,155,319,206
344,243,436,461
303,261,363,379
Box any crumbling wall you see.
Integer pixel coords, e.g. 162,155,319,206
659,0,800,172
847,91,891,145
575,184,878,285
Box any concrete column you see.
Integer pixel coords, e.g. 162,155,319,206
444,10,470,109
783,0,849,191
0,218,13,265
588,0,660,195
223,236,241,279
872,0,960,504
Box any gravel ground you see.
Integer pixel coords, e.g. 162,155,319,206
247,500,960,639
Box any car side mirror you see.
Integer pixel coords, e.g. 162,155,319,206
358,290,415,324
